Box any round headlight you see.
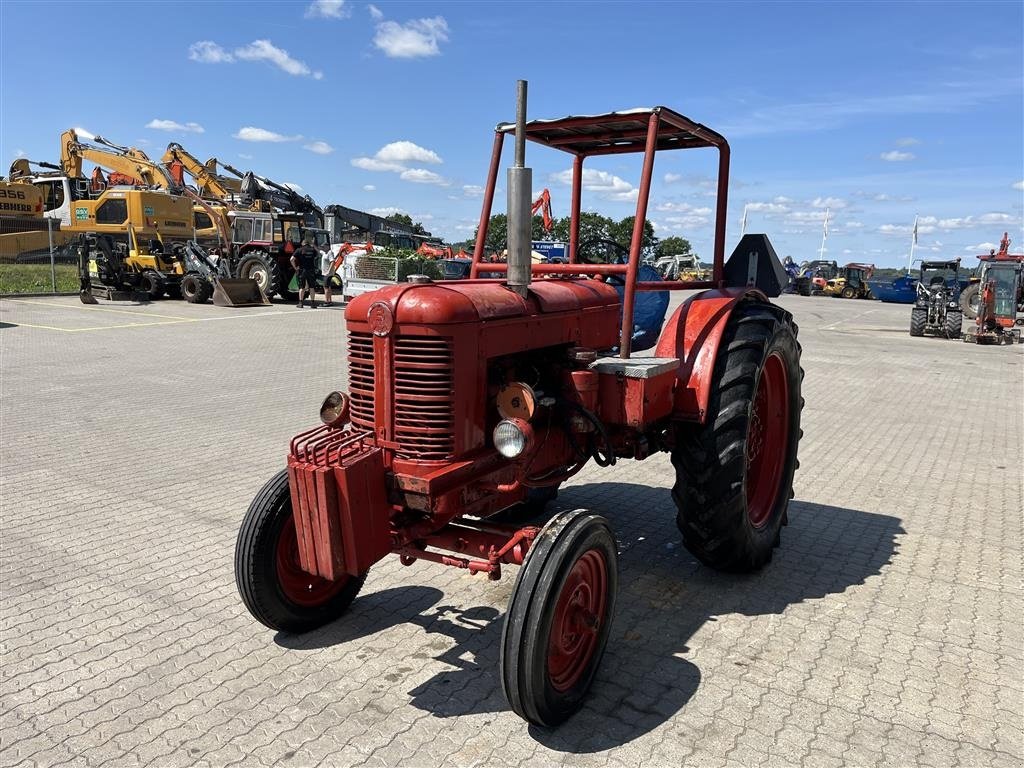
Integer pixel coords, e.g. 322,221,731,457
493,418,532,459
319,391,350,427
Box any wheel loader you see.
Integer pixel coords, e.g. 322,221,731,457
235,82,803,728
822,262,874,299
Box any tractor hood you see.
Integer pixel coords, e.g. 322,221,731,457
345,278,620,325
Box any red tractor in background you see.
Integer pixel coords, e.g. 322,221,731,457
962,238,1024,344
235,83,803,727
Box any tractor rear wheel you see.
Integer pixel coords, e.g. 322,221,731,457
910,308,926,337
181,273,212,304
841,286,856,299
236,251,282,299
235,469,366,633
960,283,980,319
944,310,962,339
671,301,802,572
501,509,617,727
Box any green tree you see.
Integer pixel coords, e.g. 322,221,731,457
655,236,693,259
609,216,657,252
386,212,428,235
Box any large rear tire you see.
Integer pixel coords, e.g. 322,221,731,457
960,283,980,319
944,310,962,339
671,301,803,572
501,509,617,727
910,308,926,337
235,469,366,633
236,251,282,299
140,270,165,300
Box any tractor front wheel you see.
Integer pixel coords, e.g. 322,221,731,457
910,308,927,337
944,310,962,340
235,469,366,633
841,286,857,299
140,270,165,300
501,509,617,727
671,301,803,571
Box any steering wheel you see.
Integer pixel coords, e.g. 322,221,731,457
578,238,631,286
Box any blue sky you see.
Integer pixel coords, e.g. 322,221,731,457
1,0,1021,267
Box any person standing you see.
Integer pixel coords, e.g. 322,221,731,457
290,233,319,309
320,241,337,306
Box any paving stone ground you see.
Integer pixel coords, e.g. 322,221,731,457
1,292,1021,768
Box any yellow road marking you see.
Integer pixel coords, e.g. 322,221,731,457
4,298,192,321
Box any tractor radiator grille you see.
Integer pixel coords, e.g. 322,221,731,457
393,336,455,460
348,332,376,429
346,332,456,460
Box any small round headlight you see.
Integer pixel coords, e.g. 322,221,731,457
320,391,350,427
493,418,532,459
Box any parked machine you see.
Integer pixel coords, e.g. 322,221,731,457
823,263,874,299
963,256,1023,344
234,85,803,727
909,259,963,338
794,259,838,295
959,233,1024,319
655,252,707,281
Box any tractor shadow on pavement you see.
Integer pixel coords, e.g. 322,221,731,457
402,482,904,751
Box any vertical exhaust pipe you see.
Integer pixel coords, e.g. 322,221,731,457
506,80,532,297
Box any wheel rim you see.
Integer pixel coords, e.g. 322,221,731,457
244,262,269,291
275,515,348,607
746,352,790,528
547,549,608,692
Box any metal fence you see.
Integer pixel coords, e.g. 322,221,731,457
0,216,78,295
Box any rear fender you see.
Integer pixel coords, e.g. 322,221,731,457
654,287,768,424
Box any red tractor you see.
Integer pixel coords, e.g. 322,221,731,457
235,84,803,727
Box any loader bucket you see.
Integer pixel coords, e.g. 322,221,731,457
212,278,271,307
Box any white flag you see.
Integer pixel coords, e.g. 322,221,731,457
740,204,748,235
823,207,830,237
912,215,918,245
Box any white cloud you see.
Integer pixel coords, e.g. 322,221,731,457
189,41,234,63
375,140,442,164
879,223,935,236
745,201,789,213
368,4,384,20
400,168,448,186
15,148,25,158
551,167,637,201
664,173,682,184
655,202,712,215
373,17,449,58
234,126,302,143
351,140,449,185
362,184,376,192
146,118,204,134
303,140,335,155
462,184,484,197
895,137,920,147
1013,180,1024,191
965,242,998,252
370,206,406,217
811,196,848,209
773,196,794,204
881,150,915,162
239,153,253,160
351,156,405,172
305,0,349,19
936,212,1016,230
235,40,323,79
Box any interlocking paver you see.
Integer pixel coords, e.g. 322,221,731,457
1,294,1021,767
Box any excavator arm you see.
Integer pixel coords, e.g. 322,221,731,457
161,143,243,201
531,188,554,232
60,129,176,190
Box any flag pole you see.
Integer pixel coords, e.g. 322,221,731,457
906,214,918,274
818,207,829,260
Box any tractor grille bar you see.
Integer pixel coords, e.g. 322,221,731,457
348,332,376,429
393,336,455,460
347,331,456,460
